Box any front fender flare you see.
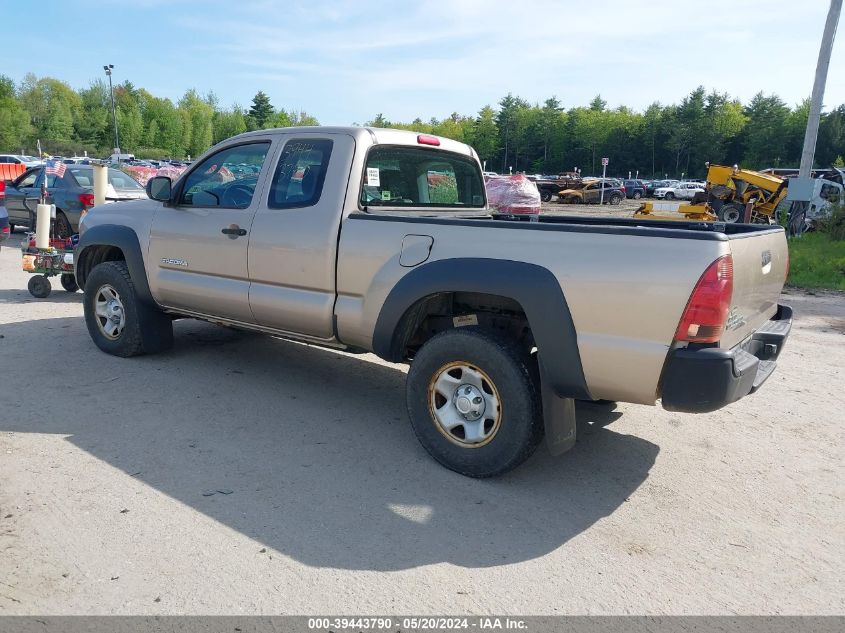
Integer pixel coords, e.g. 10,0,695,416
75,224,155,306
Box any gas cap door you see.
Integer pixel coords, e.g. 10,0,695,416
399,234,434,267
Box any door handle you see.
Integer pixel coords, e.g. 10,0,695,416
221,224,247,237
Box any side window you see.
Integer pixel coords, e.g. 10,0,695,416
178,142,270,209
16,171,38,188
268,139,333,209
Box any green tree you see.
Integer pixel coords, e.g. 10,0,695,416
179,89,214,157
469,106,499,167
741,92,791,168
18,74,81,145
0,74,31,150
213,107,248,143
248,90,274,128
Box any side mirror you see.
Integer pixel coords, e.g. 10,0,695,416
147,176,172,202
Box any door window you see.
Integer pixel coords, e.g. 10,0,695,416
267,139,333,209
178,142,270,209
16,170,38,188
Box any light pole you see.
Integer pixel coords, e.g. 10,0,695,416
104,64,119,154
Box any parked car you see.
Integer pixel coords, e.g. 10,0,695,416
558,179,625,205
654,181,705,200
74,126,792,478
4,165,147,236
622,179,646,199
0,154,43,168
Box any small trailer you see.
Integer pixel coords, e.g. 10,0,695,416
21,233,78,298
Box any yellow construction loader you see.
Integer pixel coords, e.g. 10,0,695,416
635,163,788,224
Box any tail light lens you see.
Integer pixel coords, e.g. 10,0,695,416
1,225,9,235
675,255,733,344
417,134,440,146
0,180,5,200
79,193,95,207
784,249,790,283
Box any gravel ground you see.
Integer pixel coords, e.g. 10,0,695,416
0,228,843,615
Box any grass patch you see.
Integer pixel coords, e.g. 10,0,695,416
787,232,845,291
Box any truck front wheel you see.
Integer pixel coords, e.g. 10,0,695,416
83,261,173,357
540,190,552,203
406,329,543,477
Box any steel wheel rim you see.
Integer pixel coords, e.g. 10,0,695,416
94,284,126,340
428,361,502,448
724,208,741,223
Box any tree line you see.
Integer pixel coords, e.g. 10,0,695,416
366,90,845,178
1,73,843,177
0,74,318,160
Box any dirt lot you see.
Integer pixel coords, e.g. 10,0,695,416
0,228,843,615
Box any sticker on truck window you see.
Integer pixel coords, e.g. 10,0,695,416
381,190,391,201
366,167,380,187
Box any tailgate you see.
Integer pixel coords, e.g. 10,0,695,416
721,228,788,349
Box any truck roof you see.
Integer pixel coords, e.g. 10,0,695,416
226,126,477,159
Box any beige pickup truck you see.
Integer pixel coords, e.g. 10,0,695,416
75,127,792,477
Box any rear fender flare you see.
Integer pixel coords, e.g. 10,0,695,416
372,257,592,401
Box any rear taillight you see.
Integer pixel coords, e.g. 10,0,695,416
675,255,733,344
784,249,790,283
1,226,9,235
79,193,95,207
0,181,5,200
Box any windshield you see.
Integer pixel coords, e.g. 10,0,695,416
360,146,485,209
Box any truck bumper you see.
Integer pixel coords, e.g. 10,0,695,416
661,304,792,413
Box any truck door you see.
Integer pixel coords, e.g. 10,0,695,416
248,133,355,339
147,140,273,323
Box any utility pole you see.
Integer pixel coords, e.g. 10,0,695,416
800,0,842,177
788,0,842,234
104,64,120,155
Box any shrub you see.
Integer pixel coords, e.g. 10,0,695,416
816,203,845,241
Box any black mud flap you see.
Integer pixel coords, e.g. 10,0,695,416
540,365,577,456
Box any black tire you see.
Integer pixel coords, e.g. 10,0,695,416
664,192,675,200
540,190,552,203
632,191,642,199
84,261,173,357
718,203,744,223
60,273,79,293
28,275,51,298
608,194,623,205
8,223,14,233
54,211,73,239
406,328,543,477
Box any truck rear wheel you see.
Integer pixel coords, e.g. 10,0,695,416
540,190,552,203
83,261,173,357
406,329,543,477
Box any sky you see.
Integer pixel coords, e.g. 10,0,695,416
4,0,844,124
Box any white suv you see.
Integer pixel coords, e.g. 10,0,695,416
654,181,705,200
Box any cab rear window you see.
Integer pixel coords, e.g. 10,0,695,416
360,146,485,209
